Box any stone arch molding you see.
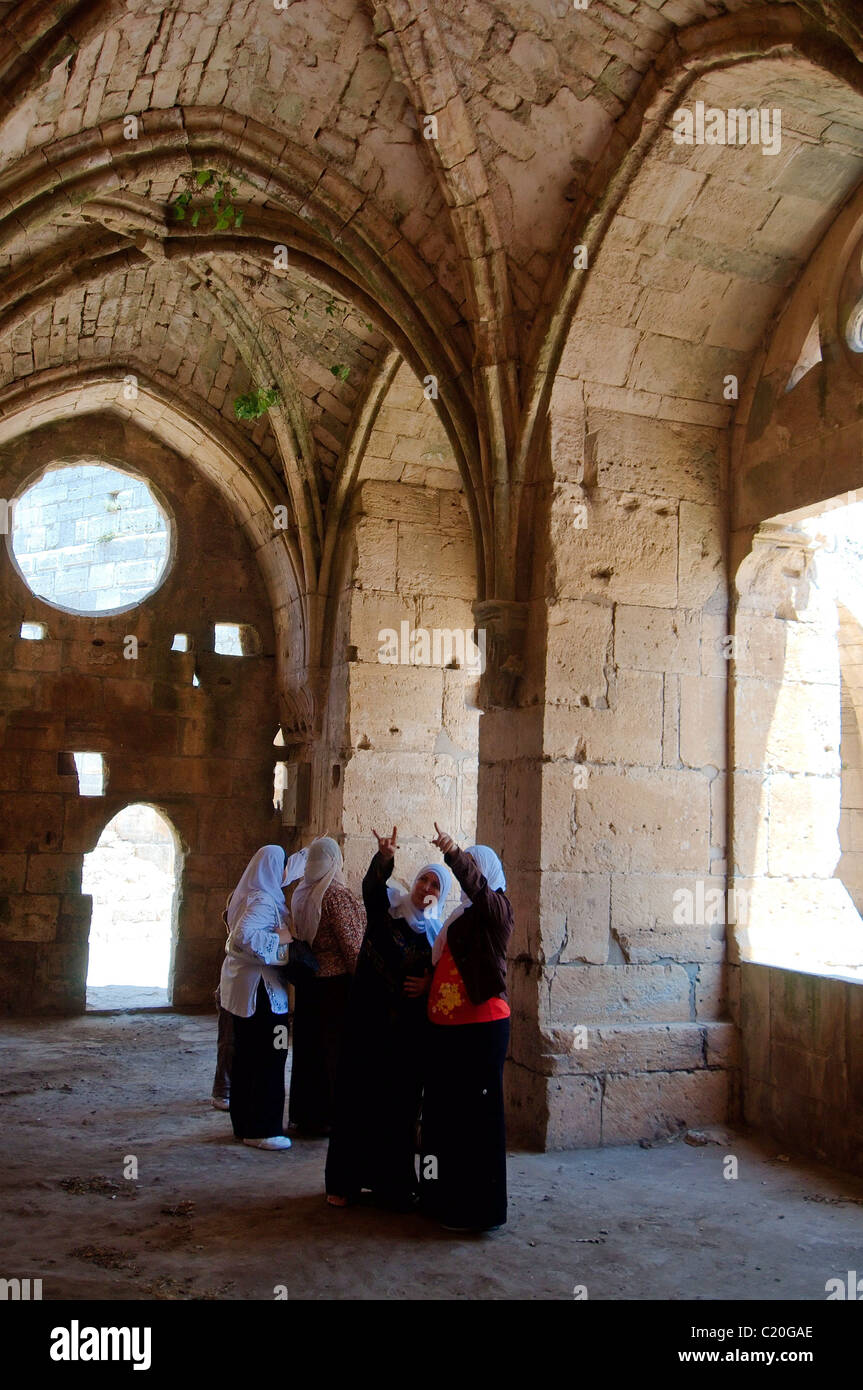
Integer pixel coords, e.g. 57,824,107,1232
732,179,863,544
0,366,315,730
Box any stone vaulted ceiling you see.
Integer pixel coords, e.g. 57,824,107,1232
2,0,863,687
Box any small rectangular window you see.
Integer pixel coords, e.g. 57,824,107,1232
20,622,46,640
73,752,105,797
171,633,189,652
214,623,261,656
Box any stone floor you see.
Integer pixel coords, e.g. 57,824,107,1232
1,1011,862,1301
86,985,170,1011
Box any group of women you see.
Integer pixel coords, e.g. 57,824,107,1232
213,822,514,1232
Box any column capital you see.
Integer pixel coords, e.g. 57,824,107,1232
473,598,529,709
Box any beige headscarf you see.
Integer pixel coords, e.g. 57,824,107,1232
289,836,345,944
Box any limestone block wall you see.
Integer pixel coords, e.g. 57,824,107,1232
741,962,863,1177
0,413,281,1014
501,397,736,1149
336,477,479,897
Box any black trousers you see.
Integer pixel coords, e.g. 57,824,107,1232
228,981,287,1140
288,973,351,1132
420,1017,509,1229
212,1004,234,1100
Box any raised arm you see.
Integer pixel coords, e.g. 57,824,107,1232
362,849,395,923
445,849,511,937
362,825,398,922
431,823,512,951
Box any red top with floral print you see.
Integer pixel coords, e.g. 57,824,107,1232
427,942,511,1026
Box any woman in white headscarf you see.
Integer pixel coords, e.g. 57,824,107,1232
325,826,453,1211
211,848,307,1112
420,825,513,1231
287,836,366,1136
219,845,296,1151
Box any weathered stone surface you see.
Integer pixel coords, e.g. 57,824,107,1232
540,870,610,967
549,962,692,1026
544,766,711,875
679,675,726,768
545,1074,603,1149
734,678,840,775
550,487,678,607
614,605,701,675
767,773,840,877
550,1021,709,1075
601,1069,729,1145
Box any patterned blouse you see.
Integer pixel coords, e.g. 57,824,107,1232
313,882,366,977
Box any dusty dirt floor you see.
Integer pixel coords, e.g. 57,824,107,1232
1,1009,862,1301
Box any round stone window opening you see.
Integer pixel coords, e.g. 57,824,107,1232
8,462,172,615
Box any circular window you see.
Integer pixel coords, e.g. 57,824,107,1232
10,463,171,614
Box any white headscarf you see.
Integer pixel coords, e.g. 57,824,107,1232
283,848,308,888
387,862,454,947
226,845,289,931
431,845,506,965
290,836,345,944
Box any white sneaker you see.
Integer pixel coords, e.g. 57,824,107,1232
211,1097,230,1111
242,1136,292,1150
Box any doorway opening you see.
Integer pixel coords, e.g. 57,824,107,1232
732,500,863,979
84,804,181,1010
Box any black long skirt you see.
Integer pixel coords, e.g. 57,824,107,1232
288,973,351,1133
228,981,287,1140
325,998,426,1207
420,1017,509,1230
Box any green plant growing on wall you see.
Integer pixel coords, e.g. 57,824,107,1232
330,364,350,382
171,170,245,231
234,386,280,421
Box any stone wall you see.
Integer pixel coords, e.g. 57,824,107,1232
336,474,480,895
0,412,281,1014
496,391,737,1150
741,962,863,1176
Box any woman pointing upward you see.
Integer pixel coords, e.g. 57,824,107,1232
421,822,513,1232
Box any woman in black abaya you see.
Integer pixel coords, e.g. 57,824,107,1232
325,825,452,1210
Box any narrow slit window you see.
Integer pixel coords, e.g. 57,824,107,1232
20,622,47,640
273,760,287,811
73,752,105,797
192,671,201,687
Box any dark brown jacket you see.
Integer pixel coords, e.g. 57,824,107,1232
444,847,513,1006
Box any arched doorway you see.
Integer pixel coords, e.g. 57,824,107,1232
84,805,181,1010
